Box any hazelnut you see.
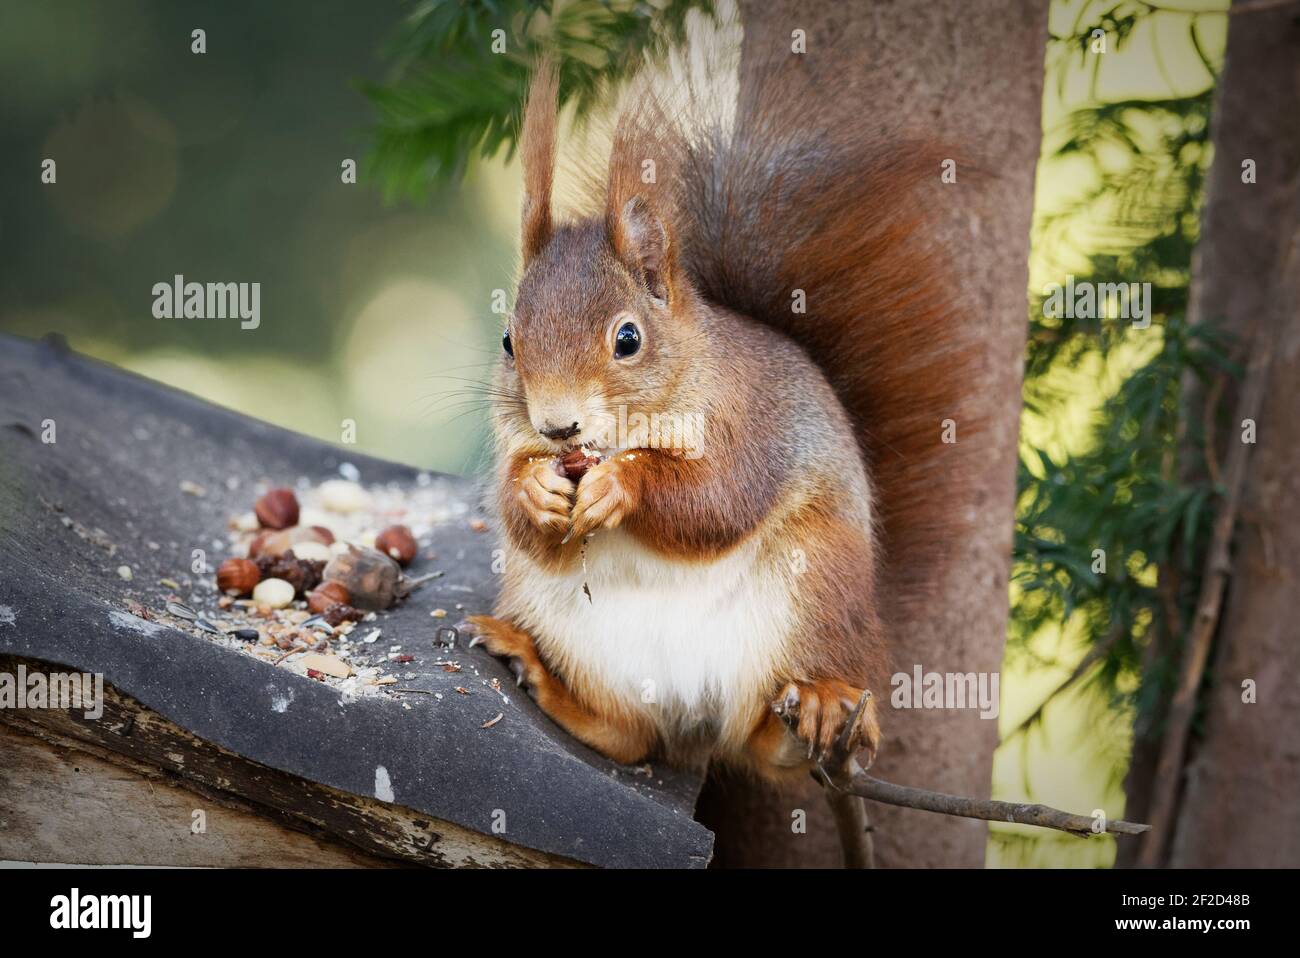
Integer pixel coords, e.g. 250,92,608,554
307,581,351,614
375,524,418,566
249,525,331,558
252,577,296,609
559,447,602,481
254,487,299,530
216,558,260,596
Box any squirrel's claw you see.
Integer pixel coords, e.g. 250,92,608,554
772,680,879,778
463,615,546,697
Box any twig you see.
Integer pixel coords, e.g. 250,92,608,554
814,692,876,868
846,773,1150,838
1202,373,1225,486
810,693,1146,853
1137,294,1279,866
825,783,874,868
274,644,307,665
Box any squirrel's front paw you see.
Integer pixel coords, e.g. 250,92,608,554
515,457,575,534
568,457,635,540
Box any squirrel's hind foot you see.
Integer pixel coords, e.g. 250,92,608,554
465,615,547,693
770,680,879,781
464,614,657,765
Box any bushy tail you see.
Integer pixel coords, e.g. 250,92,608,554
659,58,978,615
558,34,979,616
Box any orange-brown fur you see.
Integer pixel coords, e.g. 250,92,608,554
472,48,966,784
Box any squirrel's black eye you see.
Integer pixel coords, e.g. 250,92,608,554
502,330,513,358
613,321,641,359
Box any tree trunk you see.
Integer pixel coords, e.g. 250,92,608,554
1163,0,1300,868
697,0,1046,868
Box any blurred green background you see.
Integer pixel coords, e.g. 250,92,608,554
0,0,520,477
0,0,1231,866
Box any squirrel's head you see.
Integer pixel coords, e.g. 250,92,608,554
495,62,696,457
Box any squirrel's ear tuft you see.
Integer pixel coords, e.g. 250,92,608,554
610,196,671,302
604,86,678,302
520,59,558,266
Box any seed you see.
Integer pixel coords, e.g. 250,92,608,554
165,601,197,620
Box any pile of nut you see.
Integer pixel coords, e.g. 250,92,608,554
129,471,484,696
215,485,418,633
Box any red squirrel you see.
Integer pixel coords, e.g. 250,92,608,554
466,54,966,788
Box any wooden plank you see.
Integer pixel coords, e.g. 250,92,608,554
0,722,398,867
0,655,581,868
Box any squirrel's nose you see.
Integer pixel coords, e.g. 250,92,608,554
539,421,581,441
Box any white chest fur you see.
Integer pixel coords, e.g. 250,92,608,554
506,530,795,746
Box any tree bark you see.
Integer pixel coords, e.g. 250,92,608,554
698,0,1046,867
1162,0,1300,868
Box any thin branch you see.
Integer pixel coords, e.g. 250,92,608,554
1202,372,1225,486
813,694,876,868
847,773,1150,838
825,785,874,868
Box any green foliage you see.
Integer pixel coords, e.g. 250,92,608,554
361,0,715,201
1013,5,1233,739
1014,315,1235,669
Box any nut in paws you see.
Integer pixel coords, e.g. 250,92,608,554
568,458,635,540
